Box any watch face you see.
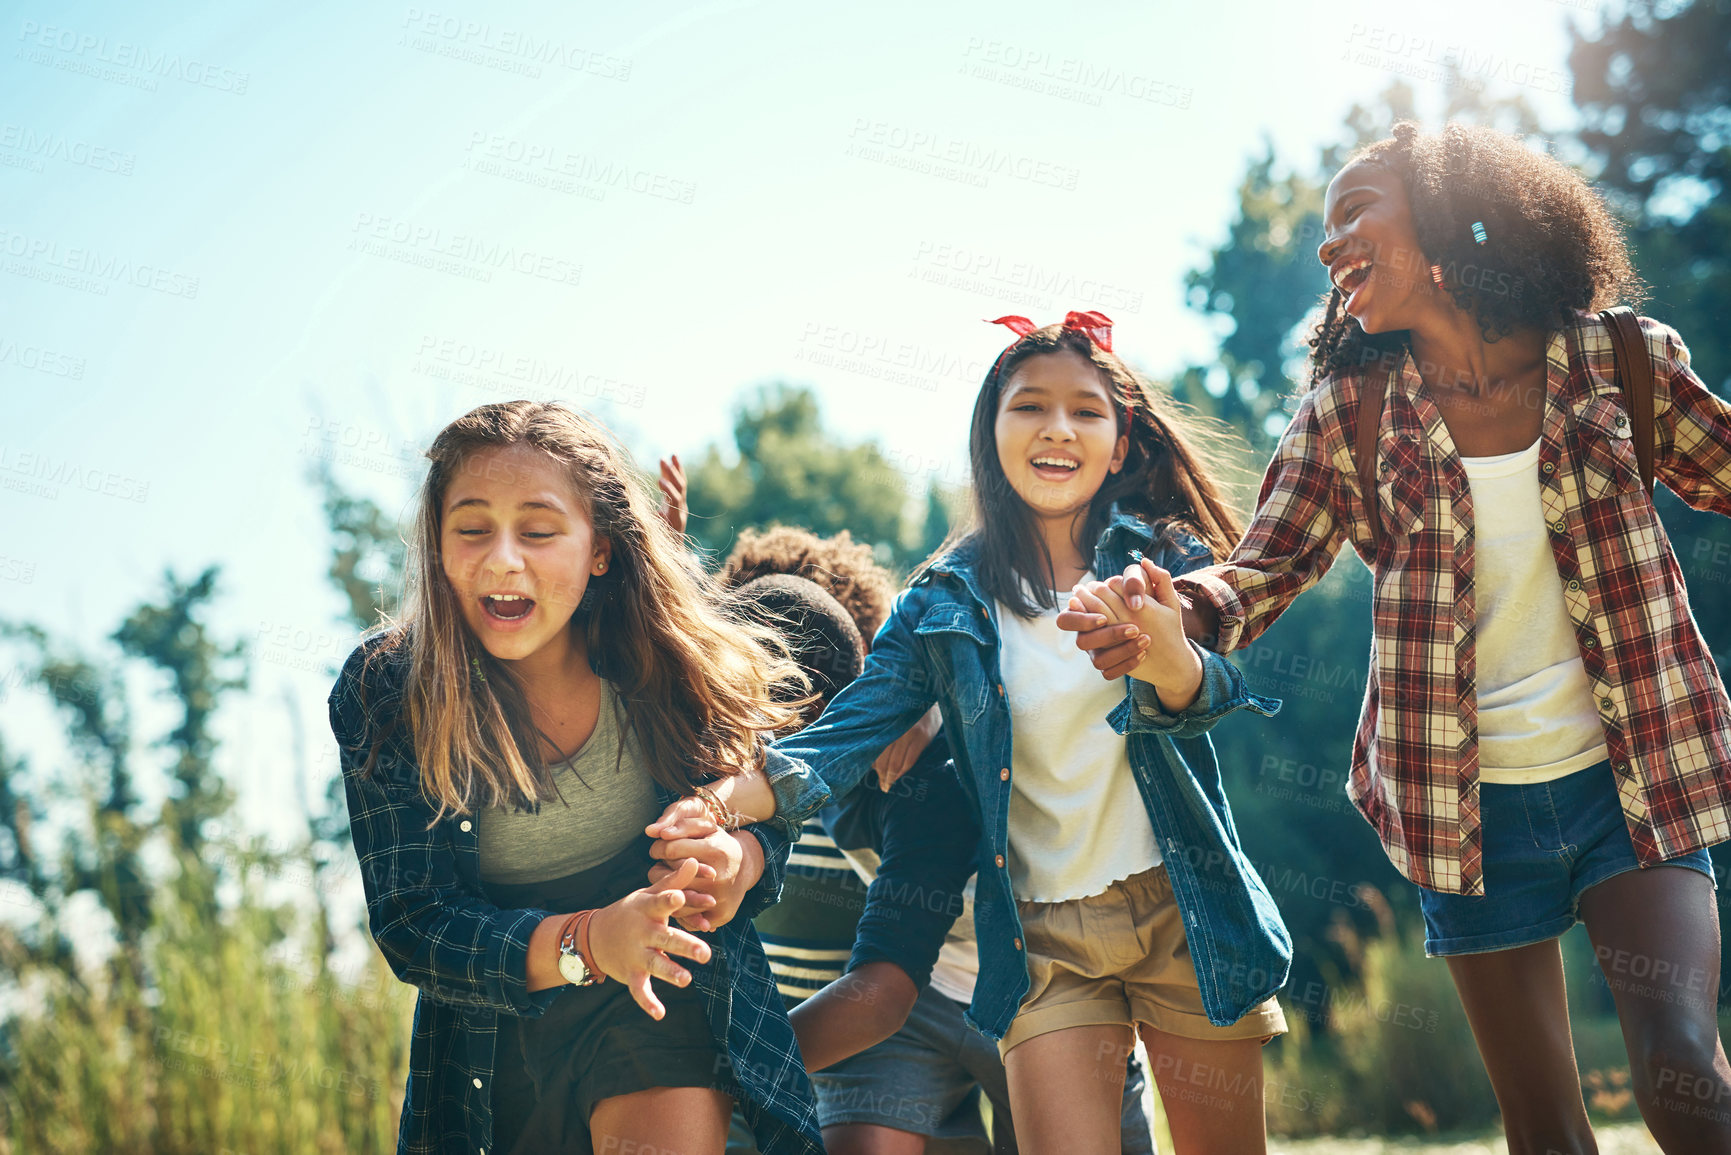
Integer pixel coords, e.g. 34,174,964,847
557,948,592,986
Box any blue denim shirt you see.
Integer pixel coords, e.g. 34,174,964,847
775,512,1292,1040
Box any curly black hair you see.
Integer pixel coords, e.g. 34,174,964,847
1307,121,1645,388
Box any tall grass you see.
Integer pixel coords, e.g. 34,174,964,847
0,838,414,1155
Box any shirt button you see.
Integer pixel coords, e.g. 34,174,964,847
1567,579,1582,592
979,607,989,619
1552,519,1567,533
1583,636,1597,648
1614,761,1629,773
1000,767,1010,781
997,684,1004,697
995,854,1006,868
1601,697,1615,710
472,1077,483,1089
1013,938,1023,951
460,820,473,833
1541,461,1555,474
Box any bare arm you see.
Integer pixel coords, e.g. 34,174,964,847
787,961,920,1072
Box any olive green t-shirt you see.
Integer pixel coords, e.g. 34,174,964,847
476,682,660,885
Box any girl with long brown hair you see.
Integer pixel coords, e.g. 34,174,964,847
328,400,829,1155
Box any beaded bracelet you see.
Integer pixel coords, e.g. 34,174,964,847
690,784,744,832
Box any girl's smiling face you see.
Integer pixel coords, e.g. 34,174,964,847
1318,159,1437,334
440,443,610,665
994,349,1128,527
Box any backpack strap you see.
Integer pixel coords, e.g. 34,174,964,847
1356,374,1385,553
1598,306,1656,497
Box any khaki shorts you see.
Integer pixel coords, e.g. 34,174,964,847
1000,865,1288,1058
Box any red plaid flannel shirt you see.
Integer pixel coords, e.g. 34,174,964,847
1176,312,1731,895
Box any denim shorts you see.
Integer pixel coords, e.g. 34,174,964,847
1419,758,1716,957
807,982,1154,1155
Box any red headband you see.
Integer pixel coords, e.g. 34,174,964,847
986,309,1133,429
987,310,1114,352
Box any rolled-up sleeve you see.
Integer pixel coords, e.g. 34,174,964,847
1173,388,1349,655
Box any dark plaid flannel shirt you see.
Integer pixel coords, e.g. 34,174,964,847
329,638,828,1155
1175,313,1731,895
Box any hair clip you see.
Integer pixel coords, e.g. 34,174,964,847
1471,221,1487,245
470,655,487,685
1430,264,1445,285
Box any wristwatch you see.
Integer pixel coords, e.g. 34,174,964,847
557,911,604,986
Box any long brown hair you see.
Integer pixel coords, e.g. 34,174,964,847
932,323,1246,618
367,401,808,820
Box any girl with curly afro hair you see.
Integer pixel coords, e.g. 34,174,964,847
1066,121,1731,1153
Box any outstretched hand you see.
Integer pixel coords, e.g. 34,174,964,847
587,857,715,1020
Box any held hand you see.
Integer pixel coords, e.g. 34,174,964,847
657,454,688,535
872,704,941,792
648,823,764,931
1060,577,1150,681
588,857,715,1020
1091,563,1204,711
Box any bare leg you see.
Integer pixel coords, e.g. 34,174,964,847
1443,938,1598,1155
589,1086,732,1155
822,1124,927,1155
1138,1027,1267,1155
1003,1024,1133,1155
1579,865,1731,1152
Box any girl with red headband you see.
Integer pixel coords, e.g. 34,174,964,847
749,311,1294,1154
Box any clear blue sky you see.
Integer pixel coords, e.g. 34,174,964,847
1,0,1587,846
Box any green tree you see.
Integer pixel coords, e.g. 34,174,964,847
686,383,944,572
1570,0,1731,392
113,567,247,859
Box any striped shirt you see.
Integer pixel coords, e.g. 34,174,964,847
753,815,866,1003
1175,313,1731,895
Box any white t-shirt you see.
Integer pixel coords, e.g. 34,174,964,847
997,583,1161,902
1460,439,1610,783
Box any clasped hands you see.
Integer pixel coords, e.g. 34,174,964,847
1054,556,1204,713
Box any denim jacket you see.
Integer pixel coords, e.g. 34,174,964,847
775,511,1292,1039
330,637,831,1155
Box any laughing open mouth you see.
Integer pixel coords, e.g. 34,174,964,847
1332,256,1373,298
1031,455,1080,477
482,594,535,620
